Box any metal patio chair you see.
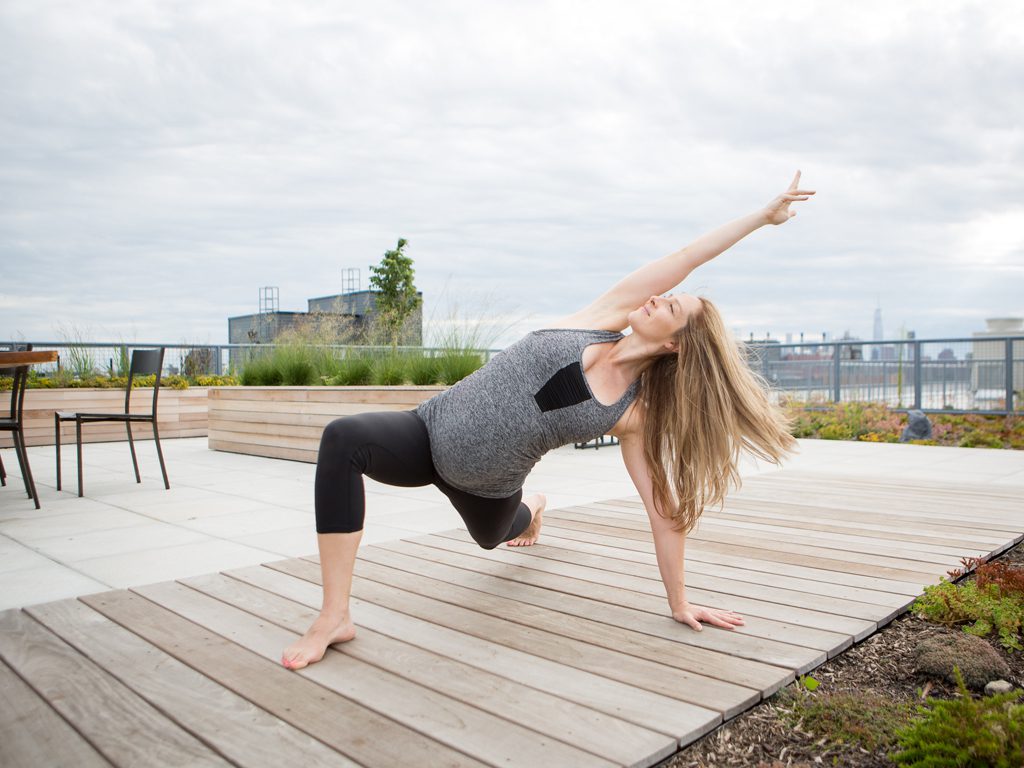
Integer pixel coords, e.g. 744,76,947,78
55,347,170,497
0,344,41,508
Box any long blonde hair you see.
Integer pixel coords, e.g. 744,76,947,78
640,296,796,532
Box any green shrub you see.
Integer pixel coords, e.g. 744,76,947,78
373,355,407,386
329,355,374,386
819,422,854,440
436,352,483,385
913,579,1024,651
959,430,1005,449
893,668,1024,767
279,357,316,386
240,355,282,386
406,354,440,385
192,375,238,387
777,685,916,752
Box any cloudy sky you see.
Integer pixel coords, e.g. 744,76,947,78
2,0,1022,349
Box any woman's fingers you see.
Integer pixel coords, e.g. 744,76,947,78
789,169,801,189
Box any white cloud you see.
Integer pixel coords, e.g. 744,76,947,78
1,0,1022,347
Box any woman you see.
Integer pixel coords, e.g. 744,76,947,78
282,171,814,670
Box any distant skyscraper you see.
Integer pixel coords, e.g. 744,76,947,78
873,303,883,341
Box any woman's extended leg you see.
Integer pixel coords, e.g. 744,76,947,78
282,410,434,670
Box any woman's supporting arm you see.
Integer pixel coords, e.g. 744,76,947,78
618,428,745,631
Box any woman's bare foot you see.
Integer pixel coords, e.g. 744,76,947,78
281,612,356,670
507,493,545,546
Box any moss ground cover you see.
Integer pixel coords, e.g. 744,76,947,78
783,400,1023,450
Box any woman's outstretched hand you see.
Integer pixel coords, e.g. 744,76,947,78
763,170,815,225
672,602,746,632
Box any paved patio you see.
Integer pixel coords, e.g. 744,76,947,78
2,436,1024,610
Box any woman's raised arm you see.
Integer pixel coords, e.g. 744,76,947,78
563,171,814,330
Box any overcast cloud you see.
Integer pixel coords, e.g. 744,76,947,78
2,0,1022,348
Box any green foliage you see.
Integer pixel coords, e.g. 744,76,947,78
799,674,820,691
958,430,1005,449
373,355,407,386
436,351,484,385
913,579,1024,651
819,422,854,440
777,685,916,752
368,238,421,349
239,354,283,386
780,400,1021,450
193,375,239,387
406,354,440,385
893,668,1024,767
328,354,374,386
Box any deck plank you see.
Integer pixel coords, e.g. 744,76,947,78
24,598,352,768
0,658,111,768
399,534,874,642
79,589,482,768
179,570,677,768
129,579,611,768
373,538,852,656
0,608,231,768
227,563,707,744
267,557,732,730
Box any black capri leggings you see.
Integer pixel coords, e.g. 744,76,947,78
314,410,533,549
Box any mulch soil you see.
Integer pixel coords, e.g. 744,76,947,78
658,540,1024,768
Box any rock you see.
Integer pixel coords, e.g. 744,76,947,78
985,680,1015,696
913,631,1009,690
900,410,932,442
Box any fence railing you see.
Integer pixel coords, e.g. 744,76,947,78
745,336,1024,414
6,335,1022,414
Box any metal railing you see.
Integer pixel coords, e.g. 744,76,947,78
6,335,1022,414
745,336,1024,414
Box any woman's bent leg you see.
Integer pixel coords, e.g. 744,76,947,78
283,411,433,670
435,480,546,550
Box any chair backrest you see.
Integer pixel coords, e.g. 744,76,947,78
125,348,165,415
6,343,32,421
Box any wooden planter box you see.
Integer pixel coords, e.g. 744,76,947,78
208,386,446,463
0,387,210,448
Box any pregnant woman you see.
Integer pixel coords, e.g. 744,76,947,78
282,171,814,670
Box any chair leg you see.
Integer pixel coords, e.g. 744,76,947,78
11,429,31,498
0,450,6,486
76,417,84,498
16,427,40,510
126,421,141,484
54,413,62,491
152,420,170,490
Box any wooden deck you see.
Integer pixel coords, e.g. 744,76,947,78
2,470,1022,767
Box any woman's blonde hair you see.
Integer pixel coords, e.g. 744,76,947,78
639,296,796,533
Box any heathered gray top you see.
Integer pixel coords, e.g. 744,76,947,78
415,328,640,498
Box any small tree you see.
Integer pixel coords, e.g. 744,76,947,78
368,238,421,349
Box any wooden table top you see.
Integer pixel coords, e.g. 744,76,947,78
0,350,59,368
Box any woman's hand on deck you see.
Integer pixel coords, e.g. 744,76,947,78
672,602,745,631
763,170,815,225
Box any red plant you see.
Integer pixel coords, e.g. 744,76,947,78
947,555,987,581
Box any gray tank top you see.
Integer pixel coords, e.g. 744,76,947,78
414,328,640,497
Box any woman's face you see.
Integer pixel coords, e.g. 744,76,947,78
627,293,701,346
